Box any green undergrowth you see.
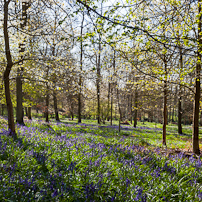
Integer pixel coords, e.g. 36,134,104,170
24,118,202,151
0,118,202,201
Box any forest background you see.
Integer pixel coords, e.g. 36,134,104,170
0,0,202,154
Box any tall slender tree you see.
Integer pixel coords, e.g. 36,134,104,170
78,12,85,123
16,0,30,125
192,0,202,155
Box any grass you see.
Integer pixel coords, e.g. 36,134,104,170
41,117,202,151
0,116,202,201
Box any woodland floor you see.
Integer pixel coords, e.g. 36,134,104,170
0,116,202,201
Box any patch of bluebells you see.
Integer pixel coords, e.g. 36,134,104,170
25,118,162,137
0,121,202,201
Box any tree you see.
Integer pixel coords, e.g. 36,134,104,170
192,0,202,155
78,12,85,123
16,0,30,125
3,0,16,136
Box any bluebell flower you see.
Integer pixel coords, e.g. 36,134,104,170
52,190,58,197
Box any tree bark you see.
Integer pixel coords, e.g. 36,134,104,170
193,70,200,154
78,12,84,123
192,0,201,155
178,92,182,134
134,89,138,128
16,1,29,125
3,0,16,136
78,87,82,123
168,85,172,123
16,67,24,125
28,107,32,120
178,67,182,134
71,111,74,120
53,91,59,121
127,94,130,120
110,84,113,126
96,38,101,124
172,85,177,122
107,82,110,121
176,29,183,134
117,88,122,132
45,84,49,123
130,94,133,124
162,59,167,146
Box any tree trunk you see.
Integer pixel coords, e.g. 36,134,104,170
127,95,130,120
178,83,182,134
172,85,177,122
130,94,133,124
134,89,138,128
78,13,84,123
163,83,167,145
168,86,172,123
78,89,82,123
117,88,122,132
162,60,167,146
4,73,16,136
28,107,32,120
107,82,110,121
192,0,201,155
45,86,49,123
96,67,101,124
53,91,59,121
193,71,200,154
134,72,138,127
200,112,202,126
16,67,24,125
71,111,74,120
171,106,174,122
177,34,183,134
102,106,105,124
110,84,113,126
96,40,101,124
117,90,122,121
16,1,29,125
3,1,16,136
178,93,182,134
